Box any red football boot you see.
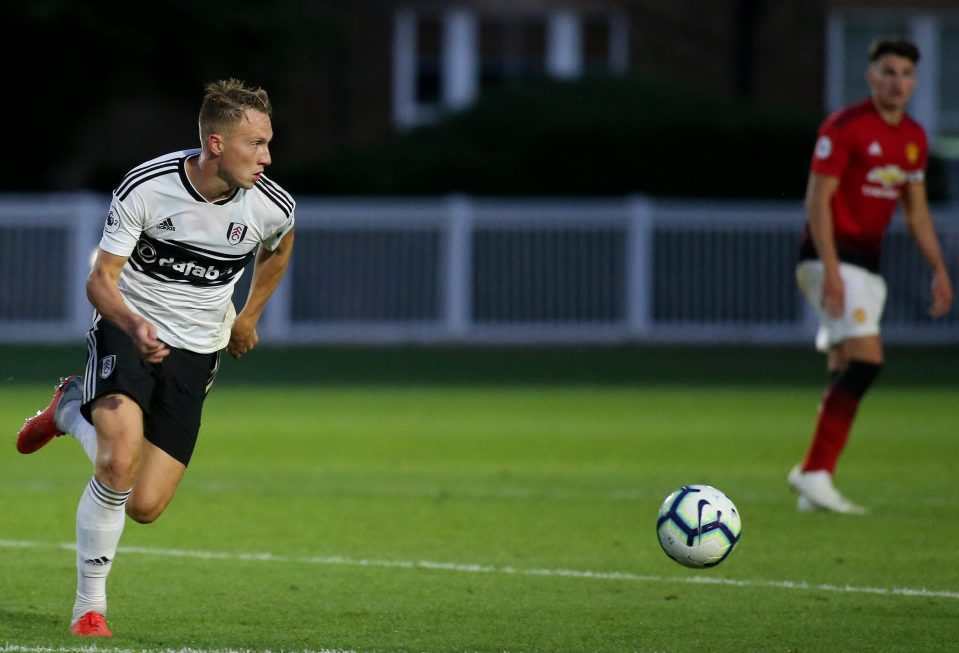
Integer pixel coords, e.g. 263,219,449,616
71,611,113,637
16,375,82,454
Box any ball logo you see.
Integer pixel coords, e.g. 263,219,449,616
852,307,867,324
227,222,248,246
105,210,120,234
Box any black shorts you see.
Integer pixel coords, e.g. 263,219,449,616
80,317,221,466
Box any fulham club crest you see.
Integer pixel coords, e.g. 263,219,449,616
99,355,116,379
227,222,248,246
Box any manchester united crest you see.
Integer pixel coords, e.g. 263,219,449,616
905,142,920,165
227,222,248,246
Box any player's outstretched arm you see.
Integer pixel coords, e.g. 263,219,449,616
901,183,954,318
228,229,295,359
87,249,170,362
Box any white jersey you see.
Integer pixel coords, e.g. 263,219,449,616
99,149,295,353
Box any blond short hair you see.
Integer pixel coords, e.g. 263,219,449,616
198,78,272,141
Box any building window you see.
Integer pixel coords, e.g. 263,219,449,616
415,15,443,106
479,16,546,91
393,7,629,128
583,14,613,74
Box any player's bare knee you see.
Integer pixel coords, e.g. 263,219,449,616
95,455,138,491
126,508,160,524
125,499,164,524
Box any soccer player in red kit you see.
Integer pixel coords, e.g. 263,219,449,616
789,37,953,513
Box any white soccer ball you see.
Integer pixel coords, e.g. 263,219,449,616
656,484,742,568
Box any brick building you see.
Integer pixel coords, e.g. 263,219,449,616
11,1,959,191
347,1,958,153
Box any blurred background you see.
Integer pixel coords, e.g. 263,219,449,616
2,0,959,349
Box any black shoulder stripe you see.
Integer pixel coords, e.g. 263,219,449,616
126,155,177,177
254,180,293,217
258,175,294,212
116,159,179,195
116,166,179,201
256,177,294,214
259,175,294,204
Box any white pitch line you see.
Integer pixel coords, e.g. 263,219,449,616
1,539,958,601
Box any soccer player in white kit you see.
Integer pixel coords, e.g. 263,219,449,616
17,79,295,637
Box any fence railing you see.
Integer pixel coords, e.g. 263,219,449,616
2,193,958,345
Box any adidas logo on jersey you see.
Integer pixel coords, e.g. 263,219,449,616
156,218,176,231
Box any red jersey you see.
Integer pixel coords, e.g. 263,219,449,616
800,98,927,272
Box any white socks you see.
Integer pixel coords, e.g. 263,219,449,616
61,382,130,622
58,400,98,465
73,476,130,623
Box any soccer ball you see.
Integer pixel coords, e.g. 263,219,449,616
656,484,742,568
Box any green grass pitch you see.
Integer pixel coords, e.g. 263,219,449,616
1,345,957,652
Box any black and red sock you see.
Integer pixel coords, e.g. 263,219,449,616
802,361,881,474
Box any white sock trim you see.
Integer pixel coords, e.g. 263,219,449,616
86,477,131,510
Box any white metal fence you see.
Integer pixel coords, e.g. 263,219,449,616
2,193,958,345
